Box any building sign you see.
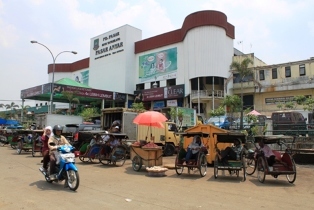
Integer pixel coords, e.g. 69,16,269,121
139,47,177,82
72,70,89,85
21,83,125,101
133,84,184,102
265,95,311,105
21,85,43,98
167,100,177,107
53,84,113,99
92,31,124,60
153,101,165,109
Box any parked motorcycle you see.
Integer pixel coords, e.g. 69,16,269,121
39,143,80,191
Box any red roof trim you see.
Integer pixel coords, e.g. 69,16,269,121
135,10,234,53
48,57,89,74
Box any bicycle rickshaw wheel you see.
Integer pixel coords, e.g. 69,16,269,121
175,155,183,175
286,159,297,184
214,155,219,179
79,156,89,163
246,158,256,175
132,155,142,171
89,147,101,164
198,153,207,177
257,157,266,183
112,146,127,167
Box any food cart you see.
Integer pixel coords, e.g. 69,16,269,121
130,142,163,172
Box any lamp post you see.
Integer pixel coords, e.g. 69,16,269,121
31,41,77,114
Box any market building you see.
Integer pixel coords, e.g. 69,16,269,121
20,10,314,120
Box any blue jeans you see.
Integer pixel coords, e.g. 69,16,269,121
185,148,198,162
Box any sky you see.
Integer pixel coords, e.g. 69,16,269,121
0,0,313,108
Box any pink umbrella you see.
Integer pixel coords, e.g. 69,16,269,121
133,111,168,128
248,110,261,116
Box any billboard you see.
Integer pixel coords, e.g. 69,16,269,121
139,47,177,82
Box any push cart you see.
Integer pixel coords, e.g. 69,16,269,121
131,145,163,171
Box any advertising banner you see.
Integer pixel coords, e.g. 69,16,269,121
139,47,177,82
133,84,184,102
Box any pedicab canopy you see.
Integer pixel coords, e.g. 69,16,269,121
20,78,126,104
213,132,247,144
253,135,294,144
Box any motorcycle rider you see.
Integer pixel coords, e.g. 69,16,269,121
48,125,71,180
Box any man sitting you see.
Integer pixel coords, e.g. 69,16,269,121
217,138,243,163
185,135,204,164
256,140,285,166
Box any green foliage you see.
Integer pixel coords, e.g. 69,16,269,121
303,97,314,112
80,108,100,122
284,101,295,109
131,102,146,113
208,106,225,117
221,95,241,113
276,103,284,110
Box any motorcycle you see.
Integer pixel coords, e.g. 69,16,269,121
39,143,80,191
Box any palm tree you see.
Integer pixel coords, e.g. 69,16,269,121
62,91,80,115
230,57,253,129
220,95,241,117
20,105,31,122
5,102,19,119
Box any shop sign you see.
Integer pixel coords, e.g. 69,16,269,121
167,100,177,107
153,101,165,109
134,84,184,102
21,85,43,98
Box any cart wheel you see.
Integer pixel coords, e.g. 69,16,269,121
257,157,266,183
246,158,256,175
214,155,219,179
89,148,101,164
286,159,297,184
198,154,207,177
114,155,126,167
175,155,183,175
79,156,89,163
89,155,100,164
164,144,175,156
132,155,142,171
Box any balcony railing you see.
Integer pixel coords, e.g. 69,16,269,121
191,90,224,100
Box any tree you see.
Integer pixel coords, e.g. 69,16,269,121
131,102,146,113
62,91,80,115
20,105,31,122
220,95,241,117
208,106,225,117
230,57,253,129
5,102,19,119
80,108,100,122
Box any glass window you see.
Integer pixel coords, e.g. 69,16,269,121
299,64,305,76
285,66,291,78
259,70,265,80
272,68,277,79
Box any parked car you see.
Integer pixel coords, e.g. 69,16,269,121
63,123,102,144
230,115,267,130
206,116,234,130
271,111,307,136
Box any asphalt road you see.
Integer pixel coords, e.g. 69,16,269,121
0,146,314,210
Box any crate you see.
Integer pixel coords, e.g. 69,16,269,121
131,146,163,167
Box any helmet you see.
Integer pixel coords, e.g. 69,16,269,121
53,125,63,135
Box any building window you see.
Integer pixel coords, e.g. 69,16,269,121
272,68,277,79
299,64,305,76
259,70,265,80
285,66,291,78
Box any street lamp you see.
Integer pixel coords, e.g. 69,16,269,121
30,41,77,114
